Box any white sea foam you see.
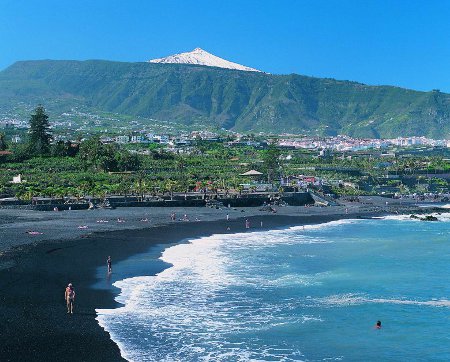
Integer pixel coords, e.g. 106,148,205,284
287,218,360,232
99,217,435,361
430,212,450,221
381,214,416,221
376,211,450,222
96,221,353,361
314,293,450,308
371,298,450,307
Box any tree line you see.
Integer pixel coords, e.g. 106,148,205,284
0,106,142,172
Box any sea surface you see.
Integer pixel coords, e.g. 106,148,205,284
96,214,450,361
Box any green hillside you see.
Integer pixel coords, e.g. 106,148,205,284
1,59,450,138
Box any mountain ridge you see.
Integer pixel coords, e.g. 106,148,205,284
0,59,449,138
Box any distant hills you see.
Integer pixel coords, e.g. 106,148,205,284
1,58,450,138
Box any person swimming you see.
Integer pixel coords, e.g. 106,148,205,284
375,320,382,329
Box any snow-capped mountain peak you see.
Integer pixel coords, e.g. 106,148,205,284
148,48,261,72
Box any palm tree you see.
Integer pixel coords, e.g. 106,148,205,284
118,178,132,201
164,179,179,200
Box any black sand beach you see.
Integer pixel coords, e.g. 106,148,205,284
0,199,440,361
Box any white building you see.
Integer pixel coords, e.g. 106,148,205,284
11,135,22,143
154,135,170,144
130,135,145,143
11,174,23,184
115,135,130,144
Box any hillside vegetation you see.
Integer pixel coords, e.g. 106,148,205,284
1,60,450,137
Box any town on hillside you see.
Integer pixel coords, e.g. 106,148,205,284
1,106,450,209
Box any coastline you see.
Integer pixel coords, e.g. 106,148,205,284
0,199,442,361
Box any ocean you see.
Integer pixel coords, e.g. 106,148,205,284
96,214,450,361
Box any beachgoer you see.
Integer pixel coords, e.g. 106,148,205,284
245,219,250,229
375,320,382,329
170,212,176,221
65,283,75,314
260,221,263,227
107,256,112,273
183,214,189,221
226,213,229,221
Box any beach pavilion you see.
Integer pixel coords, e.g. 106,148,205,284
239,169,263,177
239,170,272,191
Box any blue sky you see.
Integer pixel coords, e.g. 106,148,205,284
1,0,449,92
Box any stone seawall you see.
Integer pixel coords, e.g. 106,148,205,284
0,192,314,211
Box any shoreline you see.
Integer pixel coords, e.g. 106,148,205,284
0,200,444,361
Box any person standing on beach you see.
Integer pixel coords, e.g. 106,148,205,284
107,256,112,273
245,219,250,229
65,283,75,314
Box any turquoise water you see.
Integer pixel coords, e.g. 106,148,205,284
97,215,450,361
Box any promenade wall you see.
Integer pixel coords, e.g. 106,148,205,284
0,192,314,211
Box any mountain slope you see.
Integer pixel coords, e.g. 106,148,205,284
1,59,450,138
149,48,261,72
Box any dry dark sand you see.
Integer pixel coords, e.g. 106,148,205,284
0,199,441,361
